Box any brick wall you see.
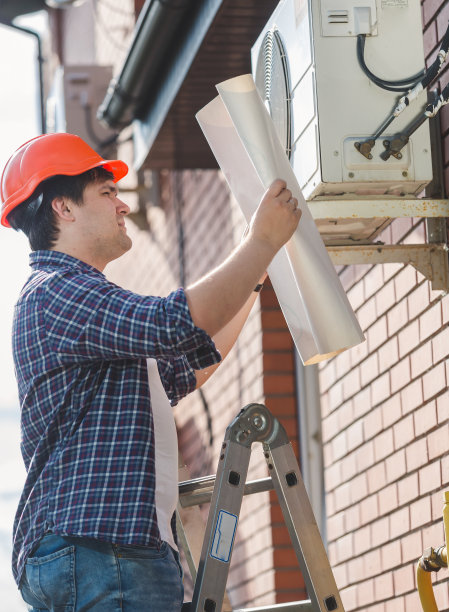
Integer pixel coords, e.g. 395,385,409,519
318,4,449,608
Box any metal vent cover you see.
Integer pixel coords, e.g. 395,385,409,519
254,28,292,160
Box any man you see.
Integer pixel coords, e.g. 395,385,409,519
1,132,300,611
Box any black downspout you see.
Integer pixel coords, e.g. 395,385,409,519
1,20,46,134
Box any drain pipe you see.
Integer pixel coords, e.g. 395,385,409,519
416,492,449,611
0,20,46,133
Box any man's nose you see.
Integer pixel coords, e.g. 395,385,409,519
116,198,130,215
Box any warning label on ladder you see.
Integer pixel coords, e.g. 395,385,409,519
210,510,237,563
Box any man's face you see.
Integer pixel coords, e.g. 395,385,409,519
71,178,132,267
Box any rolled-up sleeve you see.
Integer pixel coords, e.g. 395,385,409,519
43,271,222,366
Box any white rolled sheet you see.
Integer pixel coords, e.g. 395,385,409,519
196,74,365,365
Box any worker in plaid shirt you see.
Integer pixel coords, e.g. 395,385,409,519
0,133,300,611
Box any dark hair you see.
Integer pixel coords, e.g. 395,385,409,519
8,166,114,251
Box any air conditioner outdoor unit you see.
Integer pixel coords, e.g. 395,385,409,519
251,0,433,205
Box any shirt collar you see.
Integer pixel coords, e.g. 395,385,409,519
29,250,105,277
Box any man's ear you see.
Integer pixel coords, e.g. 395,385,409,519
51,197,75,222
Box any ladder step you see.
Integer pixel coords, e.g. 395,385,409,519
235,603,313,611
179,475,274,508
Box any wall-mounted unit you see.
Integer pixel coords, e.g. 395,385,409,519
46,64,117,153
252,0,432,202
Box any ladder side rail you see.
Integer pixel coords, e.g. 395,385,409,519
191,438,251,612
265,440,344,612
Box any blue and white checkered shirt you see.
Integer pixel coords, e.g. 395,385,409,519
12,250,221,587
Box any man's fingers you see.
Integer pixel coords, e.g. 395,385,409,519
268,178,287,196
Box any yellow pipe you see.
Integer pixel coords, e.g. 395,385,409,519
416,564,438,612
416,491,449,611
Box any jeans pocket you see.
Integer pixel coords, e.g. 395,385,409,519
114,539,169,560
25,545,75,611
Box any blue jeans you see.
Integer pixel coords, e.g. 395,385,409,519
20,534,184,611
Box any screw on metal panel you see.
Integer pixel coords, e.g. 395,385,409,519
348,172,354,178
402,171,408,177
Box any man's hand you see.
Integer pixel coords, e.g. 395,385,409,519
185,178,302,338
248,179,301,251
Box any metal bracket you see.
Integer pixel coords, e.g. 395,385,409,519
327,244,449,291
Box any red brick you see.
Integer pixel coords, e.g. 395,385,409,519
415,401,437,439
357,297,377,331
378,337,399,374
360,494,380,526
354,524,371,555
374,571,394,601
360,353,379,387
354,440,375,472
371,372,391,406
367,316,388,352
364,406,382,440
367,462,387,495
410,341,433,378
378,483,398,515
432,324,449,363
408,282,431,320
350,473,368,505
401,530,422,564
387,299,408,336
264,374,295,395
375,281,396,317
419,302,443,341
437,391,449,424
394,260,416,300
423,362,447,401
347,420,364,452
398,473,419,506
341,585,357,610
405,438,428,472
400,379,423,414
341,451,358,482
334,482,352,513
332,430,348,462
381,540,401,571
398,320,419,358
335,532,353,563
428,424,449,460
393,415,415,450
364,264,385,299
262,352,294,372
381,395,402,428
389,507,410,540
419,462,442,495
374,428,394,462
424,20,438,56
393,564,415,596
371,516,390,547
357,578,374,608
343,368,361,401
386,449,407,483
411,496,432,530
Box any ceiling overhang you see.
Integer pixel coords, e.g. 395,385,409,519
98,0,278,170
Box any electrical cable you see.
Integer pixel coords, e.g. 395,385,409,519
356,34,424,92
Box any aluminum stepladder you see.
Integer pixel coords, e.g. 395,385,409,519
178,403,345,612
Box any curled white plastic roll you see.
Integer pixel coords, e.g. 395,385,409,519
196,74,365,365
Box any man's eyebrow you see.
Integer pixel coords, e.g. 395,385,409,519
100,183,118,194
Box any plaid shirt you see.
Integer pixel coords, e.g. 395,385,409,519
12,250,220,587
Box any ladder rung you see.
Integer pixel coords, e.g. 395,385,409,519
234,601,313,611
179,475,274,508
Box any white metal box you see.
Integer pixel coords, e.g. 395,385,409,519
251,0,432,202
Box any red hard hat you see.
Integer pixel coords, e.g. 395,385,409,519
0,133,128,228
